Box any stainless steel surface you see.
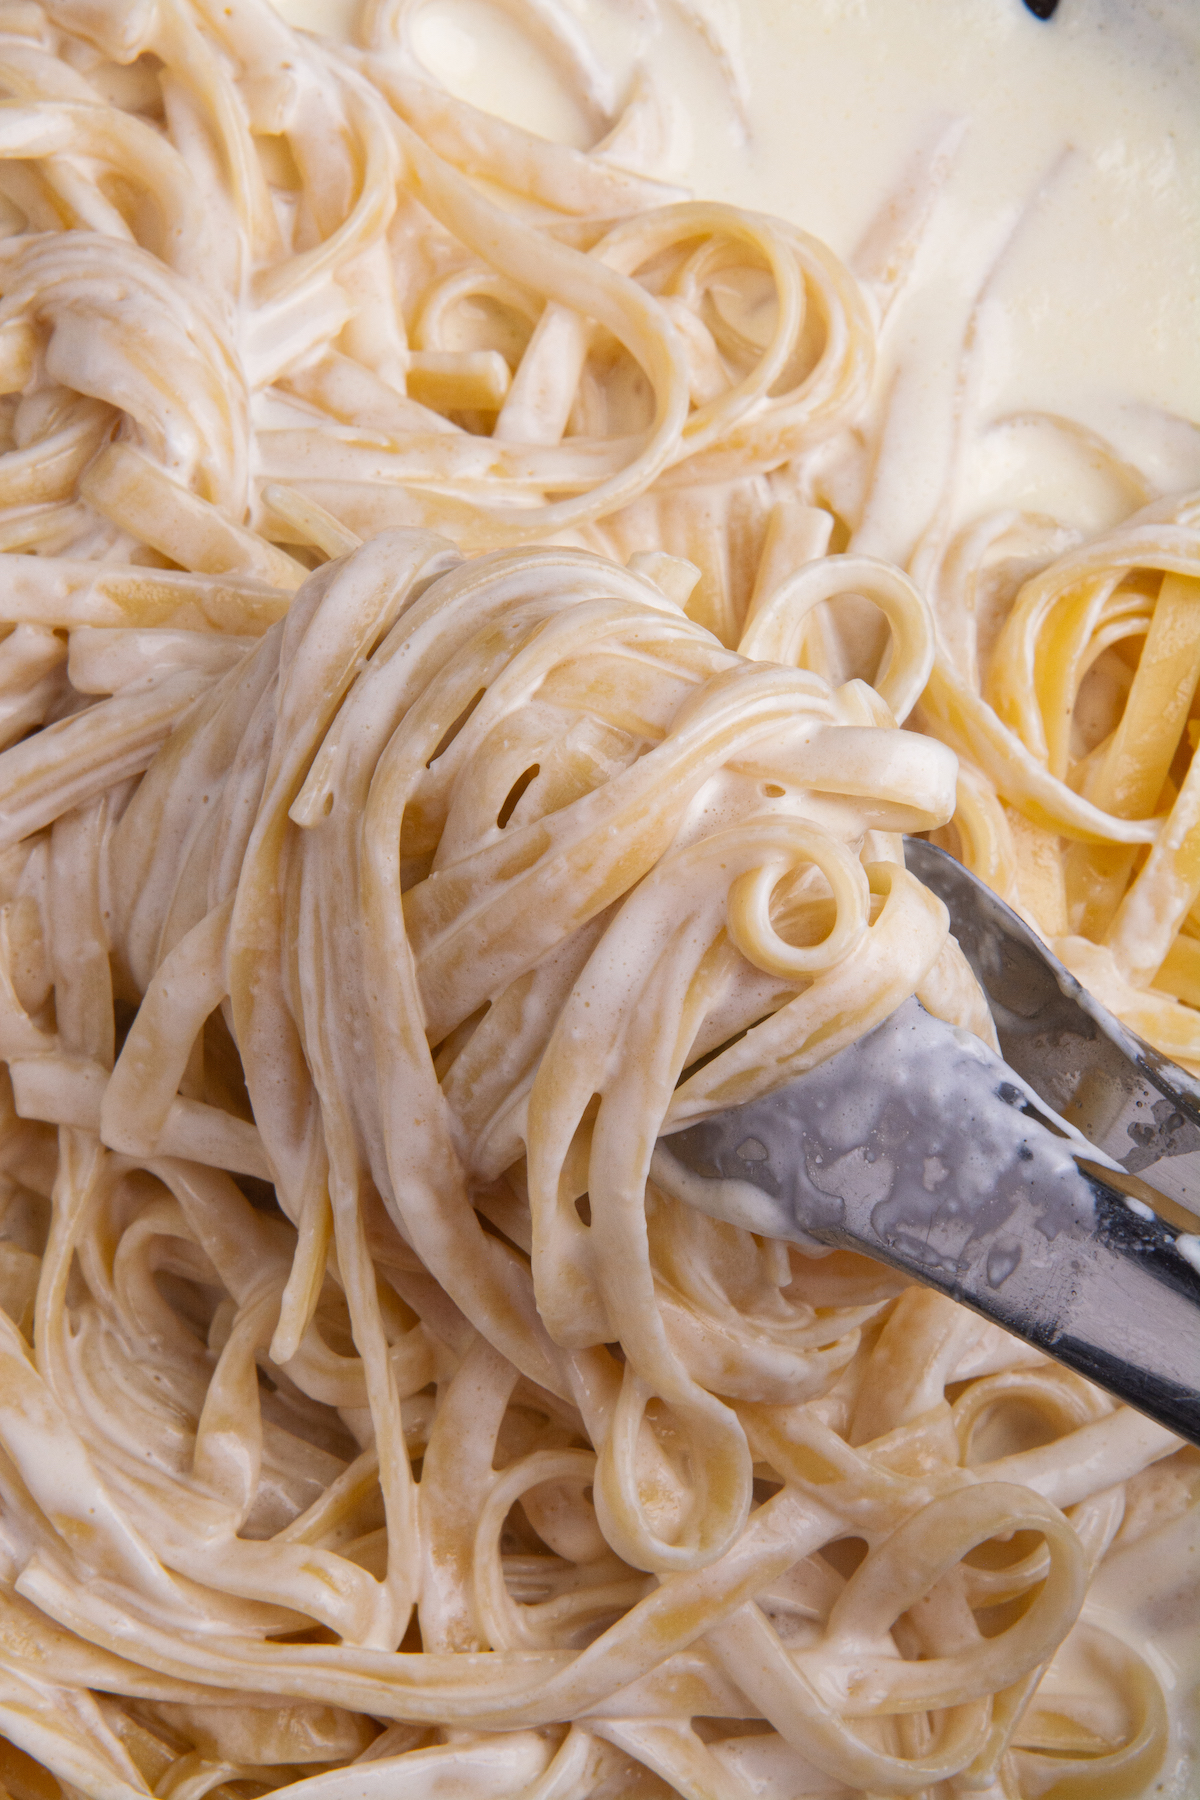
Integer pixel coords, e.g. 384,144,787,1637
652,845,1200,1447
904,837,1200,1225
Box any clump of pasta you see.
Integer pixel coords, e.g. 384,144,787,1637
0,528,1173,1800
916,496,1200,1072
0,2,1189,1799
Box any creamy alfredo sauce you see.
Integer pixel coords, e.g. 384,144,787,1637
272,0,1200,1784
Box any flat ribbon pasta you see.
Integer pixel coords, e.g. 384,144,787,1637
0,4,1186,1799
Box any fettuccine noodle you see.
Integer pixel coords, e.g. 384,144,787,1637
0,2,1191,1797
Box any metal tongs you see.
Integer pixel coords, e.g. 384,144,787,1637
653,839,1200,1446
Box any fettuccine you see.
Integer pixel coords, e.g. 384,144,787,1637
0,3,1191,1798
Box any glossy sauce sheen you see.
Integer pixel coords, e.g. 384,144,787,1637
655,997,1105,1256
269,0,1200,1780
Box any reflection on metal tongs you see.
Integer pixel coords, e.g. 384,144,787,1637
652,839,1200,1447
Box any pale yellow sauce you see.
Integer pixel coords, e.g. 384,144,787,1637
280,0,1200,553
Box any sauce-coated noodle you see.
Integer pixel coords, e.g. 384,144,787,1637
0,3,1192,1797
